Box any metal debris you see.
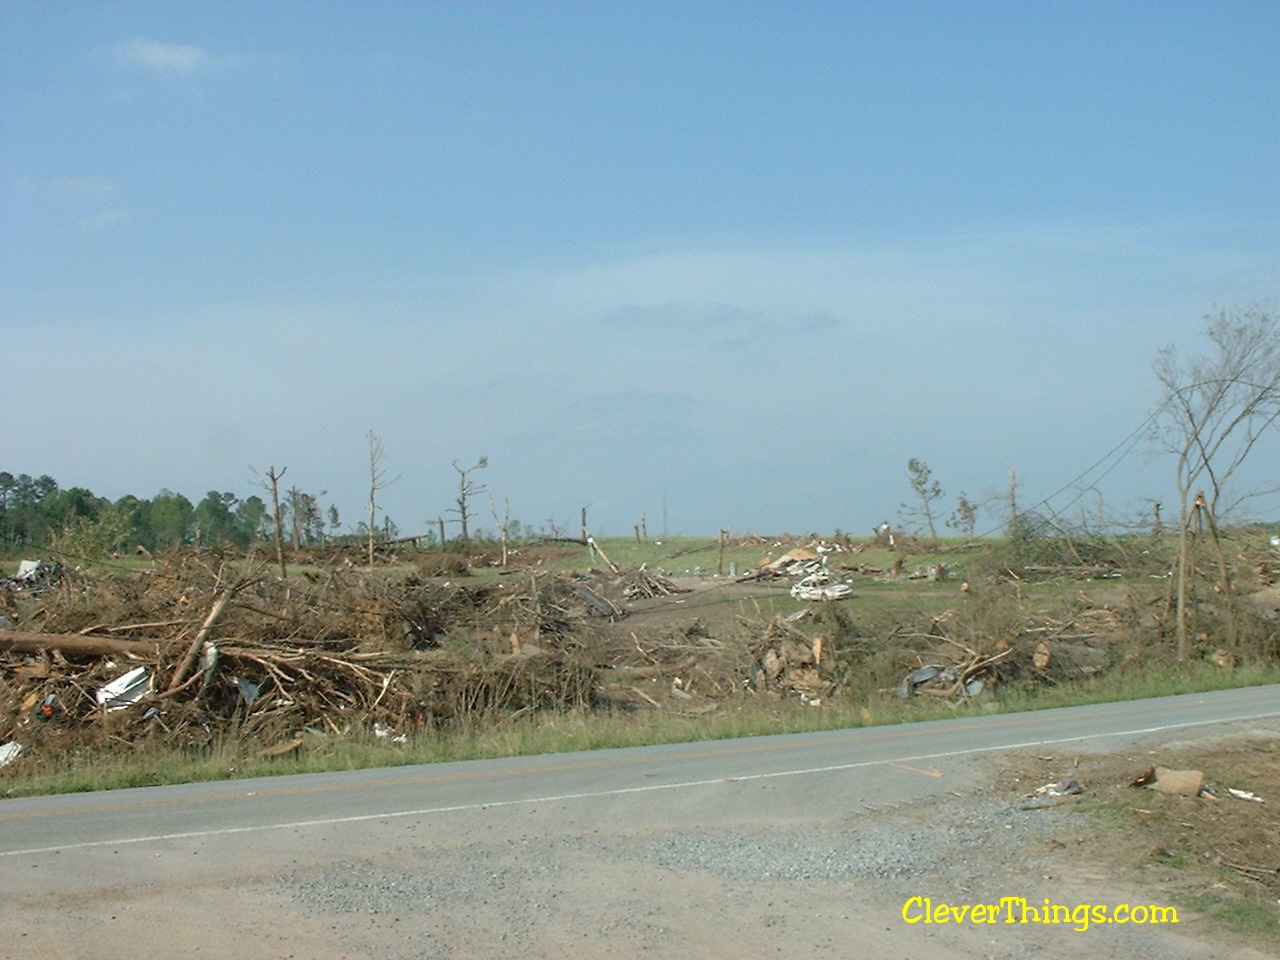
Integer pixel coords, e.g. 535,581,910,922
96,666,151,713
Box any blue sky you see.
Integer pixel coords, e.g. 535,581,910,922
2,1,1277,538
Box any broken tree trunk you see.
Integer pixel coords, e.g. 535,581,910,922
167,587,239,692
585,536,620,574
0,629,160,660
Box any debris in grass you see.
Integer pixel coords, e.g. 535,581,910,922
1131,766,1206,796
1227,788,1265,803
0,536,1192,762
1036,778,1084,797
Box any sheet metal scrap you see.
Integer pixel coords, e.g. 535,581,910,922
896,646,1012,700
0,741,21,768
96,666,151,712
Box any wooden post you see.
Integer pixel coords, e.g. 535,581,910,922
1008,469,1019,540
717,529,727,576
500,496,510,568
437,515,445,547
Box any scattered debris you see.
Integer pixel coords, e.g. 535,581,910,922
895,644,1011,701
0,538,1187,762
1227,788,1265,803
769,548,823,575
1036,778,1084,797
1,559,61,592
1131,766,1206,797
621,569,691,600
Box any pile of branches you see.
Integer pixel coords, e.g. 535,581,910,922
0,553,598,760
620,569,691,600
591,620,746,711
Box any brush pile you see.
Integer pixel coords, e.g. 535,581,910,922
0,553,598,758
0,544,1152,768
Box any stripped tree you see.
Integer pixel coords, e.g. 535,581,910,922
1152,306,1280,658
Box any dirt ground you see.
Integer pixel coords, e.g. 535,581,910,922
996,724,1280,944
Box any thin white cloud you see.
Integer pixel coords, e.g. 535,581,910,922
76,209,130,231
115,37,243,75
53,175,113,199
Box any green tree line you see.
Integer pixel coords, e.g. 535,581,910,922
0,471,334,557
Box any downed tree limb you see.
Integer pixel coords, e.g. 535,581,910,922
168,587,239,692
0,628,160,660
586,536,621,574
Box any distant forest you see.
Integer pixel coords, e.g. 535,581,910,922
0,471,349,557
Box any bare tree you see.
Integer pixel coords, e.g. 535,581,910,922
1152,306,1280,658
251,465,288,578
366,432,397,567
900,458,944,542
449,457,487,543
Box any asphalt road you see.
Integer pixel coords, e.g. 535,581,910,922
2,686,1278,960
3,684,1278,861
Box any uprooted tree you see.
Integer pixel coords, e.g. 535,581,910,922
1152,305,1280,659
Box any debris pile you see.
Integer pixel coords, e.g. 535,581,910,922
0,543,1153,769
0,555,600,761
747,617,833,704
620,568,691,601
895,655,1005,700
0,559,62,594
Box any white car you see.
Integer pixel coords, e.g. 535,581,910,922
790,573,852,601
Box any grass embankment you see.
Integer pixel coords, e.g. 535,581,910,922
5,659,1276,799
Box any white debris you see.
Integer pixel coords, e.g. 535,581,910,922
1227,788,1265,803
0,741,22,768
96,666,151,712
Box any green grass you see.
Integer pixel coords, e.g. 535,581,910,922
1188,893,1280,944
